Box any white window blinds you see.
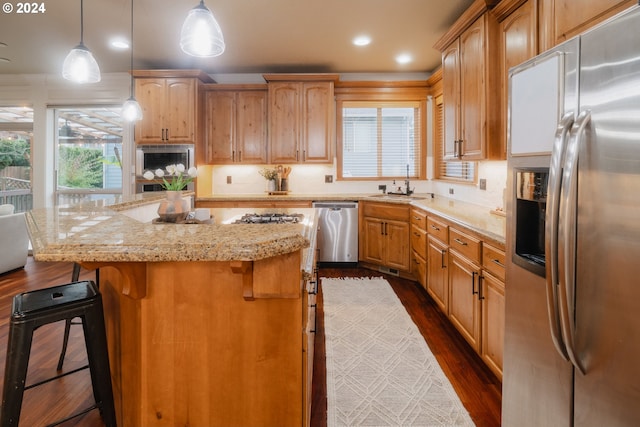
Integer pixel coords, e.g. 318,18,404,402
340,101,422,179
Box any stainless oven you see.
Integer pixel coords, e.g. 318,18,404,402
135,144,195,177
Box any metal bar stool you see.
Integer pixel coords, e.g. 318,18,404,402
0,280,116,427
57,262,85,371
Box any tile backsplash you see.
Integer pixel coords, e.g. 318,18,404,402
207,159,507,210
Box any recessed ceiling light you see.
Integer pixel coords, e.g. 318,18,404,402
395,53,413,64
353,36,371,46
110,38,130,49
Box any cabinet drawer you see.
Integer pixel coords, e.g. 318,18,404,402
411,224,427,259
362,202,409,221
482,243,506,282
410,208,427,230
449,227,481,263
427,217,449,243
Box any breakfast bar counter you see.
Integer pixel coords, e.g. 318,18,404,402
25,193,316,427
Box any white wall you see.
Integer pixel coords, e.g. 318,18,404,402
209,159,507,210
0,72,132,208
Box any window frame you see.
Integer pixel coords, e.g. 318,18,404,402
335,84,428,182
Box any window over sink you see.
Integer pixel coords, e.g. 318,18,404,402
336,100,426,181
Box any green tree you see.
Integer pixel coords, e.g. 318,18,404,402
0,138,30,170
58,146,103,188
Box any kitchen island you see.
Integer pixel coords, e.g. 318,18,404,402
25,193,317,427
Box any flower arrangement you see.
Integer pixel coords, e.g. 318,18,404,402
259,167,278,181
143,163,198,191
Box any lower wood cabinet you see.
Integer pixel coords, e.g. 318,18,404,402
360,202,411,272
480,270,505,380
448,249,482,352
426,235,448,313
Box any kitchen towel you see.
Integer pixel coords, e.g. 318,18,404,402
322,276,475,427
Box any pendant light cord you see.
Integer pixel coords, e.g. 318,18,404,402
130,0,135,96
80,0,84,44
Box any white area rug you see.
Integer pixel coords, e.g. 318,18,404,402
322,277,475,427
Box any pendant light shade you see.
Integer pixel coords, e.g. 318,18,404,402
122,0,142,122
122,96,143,122
180,0,225,57
62,0,101,83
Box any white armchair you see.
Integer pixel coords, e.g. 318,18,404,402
0,204,29,275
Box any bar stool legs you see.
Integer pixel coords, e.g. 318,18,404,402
57,262,82,371
0,280,117,427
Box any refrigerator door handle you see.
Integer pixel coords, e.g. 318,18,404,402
545,112,574,361
558,110,591,375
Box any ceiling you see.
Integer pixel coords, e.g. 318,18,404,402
0,0,474,78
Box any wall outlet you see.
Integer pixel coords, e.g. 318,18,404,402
325,175,333,183
449,188,454,195
226,176,232,184
479,178,487,190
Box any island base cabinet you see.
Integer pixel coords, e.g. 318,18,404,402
96,253,305,427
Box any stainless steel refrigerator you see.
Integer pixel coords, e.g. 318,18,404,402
503,5,640,426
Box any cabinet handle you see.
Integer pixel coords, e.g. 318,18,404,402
413,231,421,237
430,224,440,231
454,238,468,246
165,128,169,141
309,281,317,295
303,150,306,162
296,150,299,161
238,150,242,162
232,150,235,162
491,258,505,268
471,271,478,295
161,128,165,141
441,249,446,269
380,222,384,235
478,275,485,300
310,303,317,334
385,222,388,236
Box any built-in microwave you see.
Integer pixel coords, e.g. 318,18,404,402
135,144,195,177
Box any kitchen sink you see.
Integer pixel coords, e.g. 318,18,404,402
369,194,428,200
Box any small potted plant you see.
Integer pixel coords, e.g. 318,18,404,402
259,167,278,192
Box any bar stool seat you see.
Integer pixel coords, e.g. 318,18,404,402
0,280,117,427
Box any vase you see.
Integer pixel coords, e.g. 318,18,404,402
266,179,277,192
157,191,189,223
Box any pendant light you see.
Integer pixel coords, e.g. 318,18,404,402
180,0,225,57
122,0,142,122
62,0,101,83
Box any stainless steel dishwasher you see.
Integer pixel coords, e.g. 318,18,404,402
312,201,358,265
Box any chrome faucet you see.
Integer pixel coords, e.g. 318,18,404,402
404,165,413,196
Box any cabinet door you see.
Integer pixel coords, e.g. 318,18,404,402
269,82,300,164
459,16,486,159
362,217,385,265
412,250,427,290
204,91,236,163
481,271,505,380
301,82,333,163
551,0,635,45
135,79,165,143
448,251,481,351
385,220,410,271
427,236,449,313
499,0,537,159
236,91,268,164
165,78,196,143
442,40,460,160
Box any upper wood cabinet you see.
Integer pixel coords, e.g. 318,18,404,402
133,70,213,145
434,0,502,160
538,0,636,50
264,74,338,164
494,0,539,159
202,86,268,164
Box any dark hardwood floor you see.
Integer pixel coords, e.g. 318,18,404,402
0,258,501,426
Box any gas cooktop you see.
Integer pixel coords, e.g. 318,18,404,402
234,213,304,224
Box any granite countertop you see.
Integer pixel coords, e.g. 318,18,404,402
197,193,506,247
26,192,314,265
